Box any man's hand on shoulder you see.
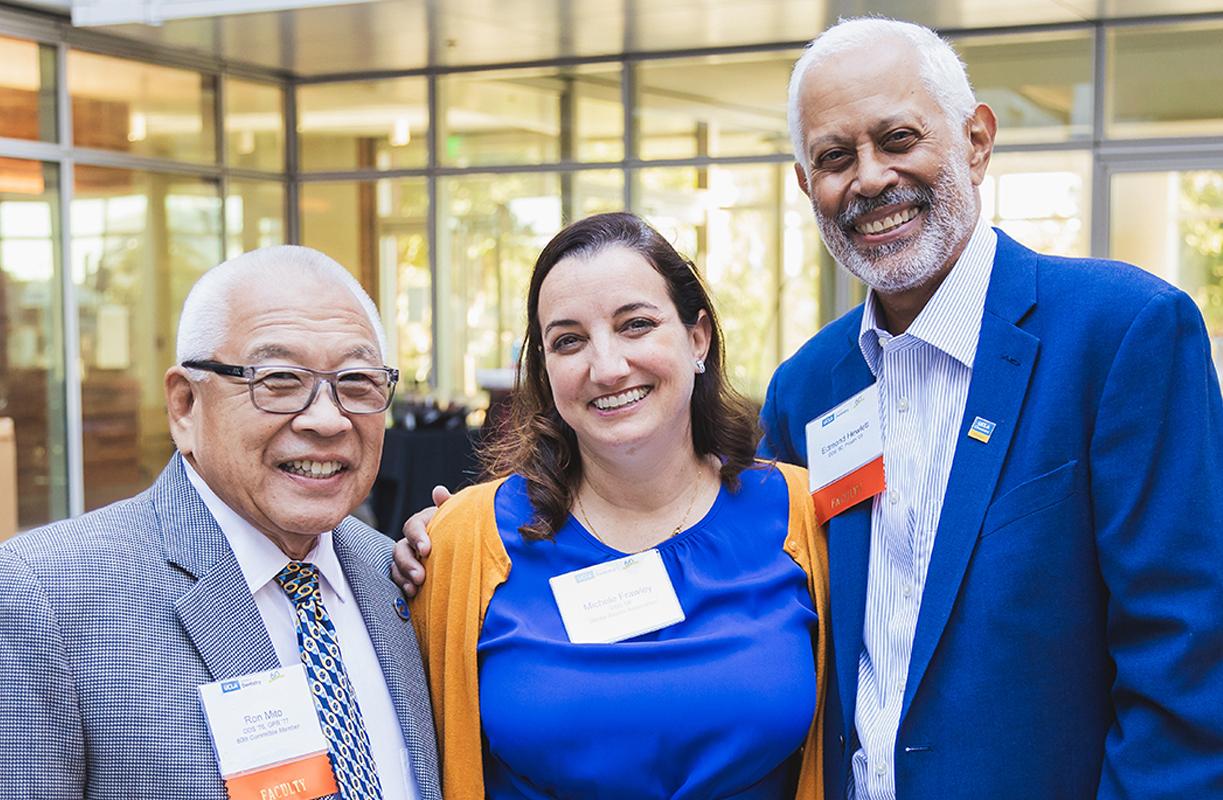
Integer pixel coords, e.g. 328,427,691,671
392,485,451,597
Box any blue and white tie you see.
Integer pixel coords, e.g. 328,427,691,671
276,561,383,800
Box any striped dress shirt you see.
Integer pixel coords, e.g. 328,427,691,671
849,217,997,800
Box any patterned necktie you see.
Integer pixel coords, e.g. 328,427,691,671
275,561,384,800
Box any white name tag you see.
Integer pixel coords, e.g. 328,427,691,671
805,383,886,524
198,664,338,800
549,549,685,644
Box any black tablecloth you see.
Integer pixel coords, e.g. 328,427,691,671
370,427,481,539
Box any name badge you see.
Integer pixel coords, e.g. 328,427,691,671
198,664,338,800
549,549,685,644
805,383,886,525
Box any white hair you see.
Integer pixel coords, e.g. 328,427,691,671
175,245,388,370
787,17,977,174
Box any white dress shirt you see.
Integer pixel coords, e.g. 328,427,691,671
850,217,997,800
183,460,416,800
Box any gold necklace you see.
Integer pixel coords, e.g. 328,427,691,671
575,463,706,549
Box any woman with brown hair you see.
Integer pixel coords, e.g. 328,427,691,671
408,212,827,799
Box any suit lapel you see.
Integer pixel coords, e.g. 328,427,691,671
334,526,441,800
175,553,281,680
901,232,1040,720
826,333,877,741
152,455,280,681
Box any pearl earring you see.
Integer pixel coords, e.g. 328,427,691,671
694,358,706,374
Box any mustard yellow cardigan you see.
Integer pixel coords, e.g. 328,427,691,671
409,461,829,800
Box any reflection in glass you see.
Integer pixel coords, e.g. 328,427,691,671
298,78,428,172
0,159,66,529
439,66,622,167
0,35,57,143
955,31,1092,145
436,173,562,399
565,170,624,224
72,165,222,511
1111,170,1223,382
225,78,285,172
982,151,1091,257
225,180,285,259
635,52,796,161
300,179,431,388
634,164,821,398
68,51,217,164
1108,23,1223,139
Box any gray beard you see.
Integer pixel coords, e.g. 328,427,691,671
814,158,978,294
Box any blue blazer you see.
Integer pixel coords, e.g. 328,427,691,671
760,231,1223,799
0,455,441,800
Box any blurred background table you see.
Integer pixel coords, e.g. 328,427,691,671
370,427,481,540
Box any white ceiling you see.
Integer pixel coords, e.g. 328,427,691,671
10,0,1223,76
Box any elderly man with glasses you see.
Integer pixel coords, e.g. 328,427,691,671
0,246,440,800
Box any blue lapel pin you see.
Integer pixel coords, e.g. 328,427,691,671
394,596,410,620
967,416,996,443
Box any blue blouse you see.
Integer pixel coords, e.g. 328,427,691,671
477,465,818,799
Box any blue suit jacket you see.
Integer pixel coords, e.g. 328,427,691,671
0,455,441,800
760,231,1223,799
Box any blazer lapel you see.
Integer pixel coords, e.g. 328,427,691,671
153,455,280,681
827,334,877,741
901,232,1040,720
334,526,441,800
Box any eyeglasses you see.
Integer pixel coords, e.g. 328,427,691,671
182,360,399,415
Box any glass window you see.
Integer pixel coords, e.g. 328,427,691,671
225,180,285,258
634,163,821,397
564,169,625,224
1111,169,1223,381
436,173,562,399
299,181,371,283
439,65,622,167
0,159,66,529
225,78,285,172
982,151,1091,257
67,51,217,164
0,35,57,143
635,52,796,161
1107,23,1223,139
72,165,222,511
955,31,1093,145
300,179,431,387
297,78,428,172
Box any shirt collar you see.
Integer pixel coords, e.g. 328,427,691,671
858,215,997,375
181,458,352,605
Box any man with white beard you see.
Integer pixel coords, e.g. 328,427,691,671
758,16,1223,800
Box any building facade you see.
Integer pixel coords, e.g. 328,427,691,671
1,2,1221,528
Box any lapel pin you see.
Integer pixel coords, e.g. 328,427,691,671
967,416,996,443
394,596,410,620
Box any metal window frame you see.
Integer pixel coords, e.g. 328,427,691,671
3,4,1223,517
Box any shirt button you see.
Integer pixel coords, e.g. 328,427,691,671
897,398,910,412
902,583,913,598
874,762,888,777
889,491,901,506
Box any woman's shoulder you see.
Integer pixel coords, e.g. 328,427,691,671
737,460,819,535
739,459,810,499
427,474,538,546
431,477,504,521
428,476,511,547
425,476,515,578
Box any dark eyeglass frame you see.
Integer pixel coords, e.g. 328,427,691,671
181,359,399,415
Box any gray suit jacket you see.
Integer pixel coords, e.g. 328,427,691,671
0,454,440,800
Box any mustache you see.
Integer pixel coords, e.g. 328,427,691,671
836,184,934,230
